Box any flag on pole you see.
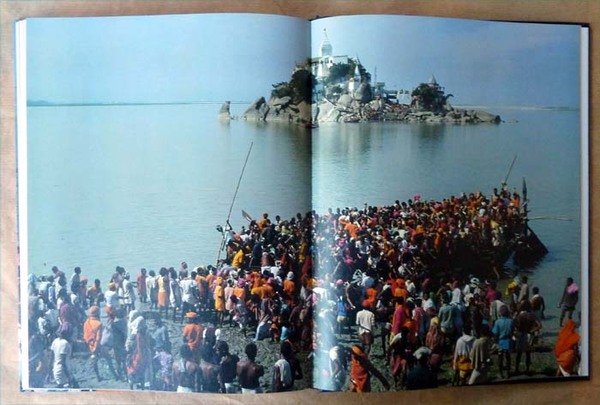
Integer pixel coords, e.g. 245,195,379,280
242,210,253,222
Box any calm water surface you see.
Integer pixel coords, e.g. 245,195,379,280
27,103,311,276
27,104,583,336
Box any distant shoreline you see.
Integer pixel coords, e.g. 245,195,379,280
26,101,252,107
28,101,579,111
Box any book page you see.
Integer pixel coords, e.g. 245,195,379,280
310,15,588,392
19,13,314,393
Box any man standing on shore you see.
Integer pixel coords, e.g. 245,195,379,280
492,305,514,379
558,277,579,327
356,304,376,356
182,312,203,362
180,270,199,323
146,270,158,310
236,342,264,393
50,330,73,388
216,341,239,393
513,300,542,375
83,306,118,381
137,268,147,304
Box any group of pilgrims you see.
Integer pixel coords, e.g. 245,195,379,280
26,186,582,393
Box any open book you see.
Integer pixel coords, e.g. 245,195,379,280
16,13,589,394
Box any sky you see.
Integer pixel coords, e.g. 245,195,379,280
27,14,310,104
27,13,582,107
312,15,582,107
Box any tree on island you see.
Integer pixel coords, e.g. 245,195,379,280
325,62,353,84
411,82,453,112
321,60,369,85
271,67,315,105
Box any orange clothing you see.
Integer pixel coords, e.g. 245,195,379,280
233,286,246,301
83,316,102,353
283,279,295,298
362,288,378,310
262,283,274,299
385,247,398,269
251,285,265,300
182,323,203,351
555,319,580,374
344,222,359,239
206,273,216,288
214,285,225,312
250,273,262,289
434,231,443,251
350,354,370,392
232,249,245,269
157,276,170,308
403,319,418,344
257,218,268,231
556,350,578,375
393,287,408,301
196,275,208,300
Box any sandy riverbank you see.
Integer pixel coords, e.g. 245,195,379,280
56,300,313,392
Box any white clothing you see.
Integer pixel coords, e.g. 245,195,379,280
104,290,121,309
355,309,375,336
180,278,198,304
423,298,436,312
451,287,463,305
274,358,293,388
145,275,157,292
50,337,71,386
121,278,136,305
453,334,476,366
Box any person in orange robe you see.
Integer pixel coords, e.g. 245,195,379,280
349,345,390,392
182,312,204,361
393,279,409,301
362,287,378,311
231,245,246,269
83,305,103,380
83,306,117,381
262,279,275,299
554,319,580,376
214,277,225,326
251,280,266,300
157,268,170,317
345,222,359,239
283,272,296,302
233,278,247,301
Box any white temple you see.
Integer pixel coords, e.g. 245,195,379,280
311,29,351,80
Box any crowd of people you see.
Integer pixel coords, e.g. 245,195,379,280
26,210,313,392
25,187,582,393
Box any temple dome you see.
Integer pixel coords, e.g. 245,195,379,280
320,29,333,57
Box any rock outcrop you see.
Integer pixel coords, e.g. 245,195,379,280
232,64,500,126
242,97,269,121
242,96,310,124
354,83,373,104
218,101,232,120
315,98,501,124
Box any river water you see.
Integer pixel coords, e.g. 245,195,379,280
26,103,584,338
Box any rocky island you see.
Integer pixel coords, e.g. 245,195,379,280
229,30,501,125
